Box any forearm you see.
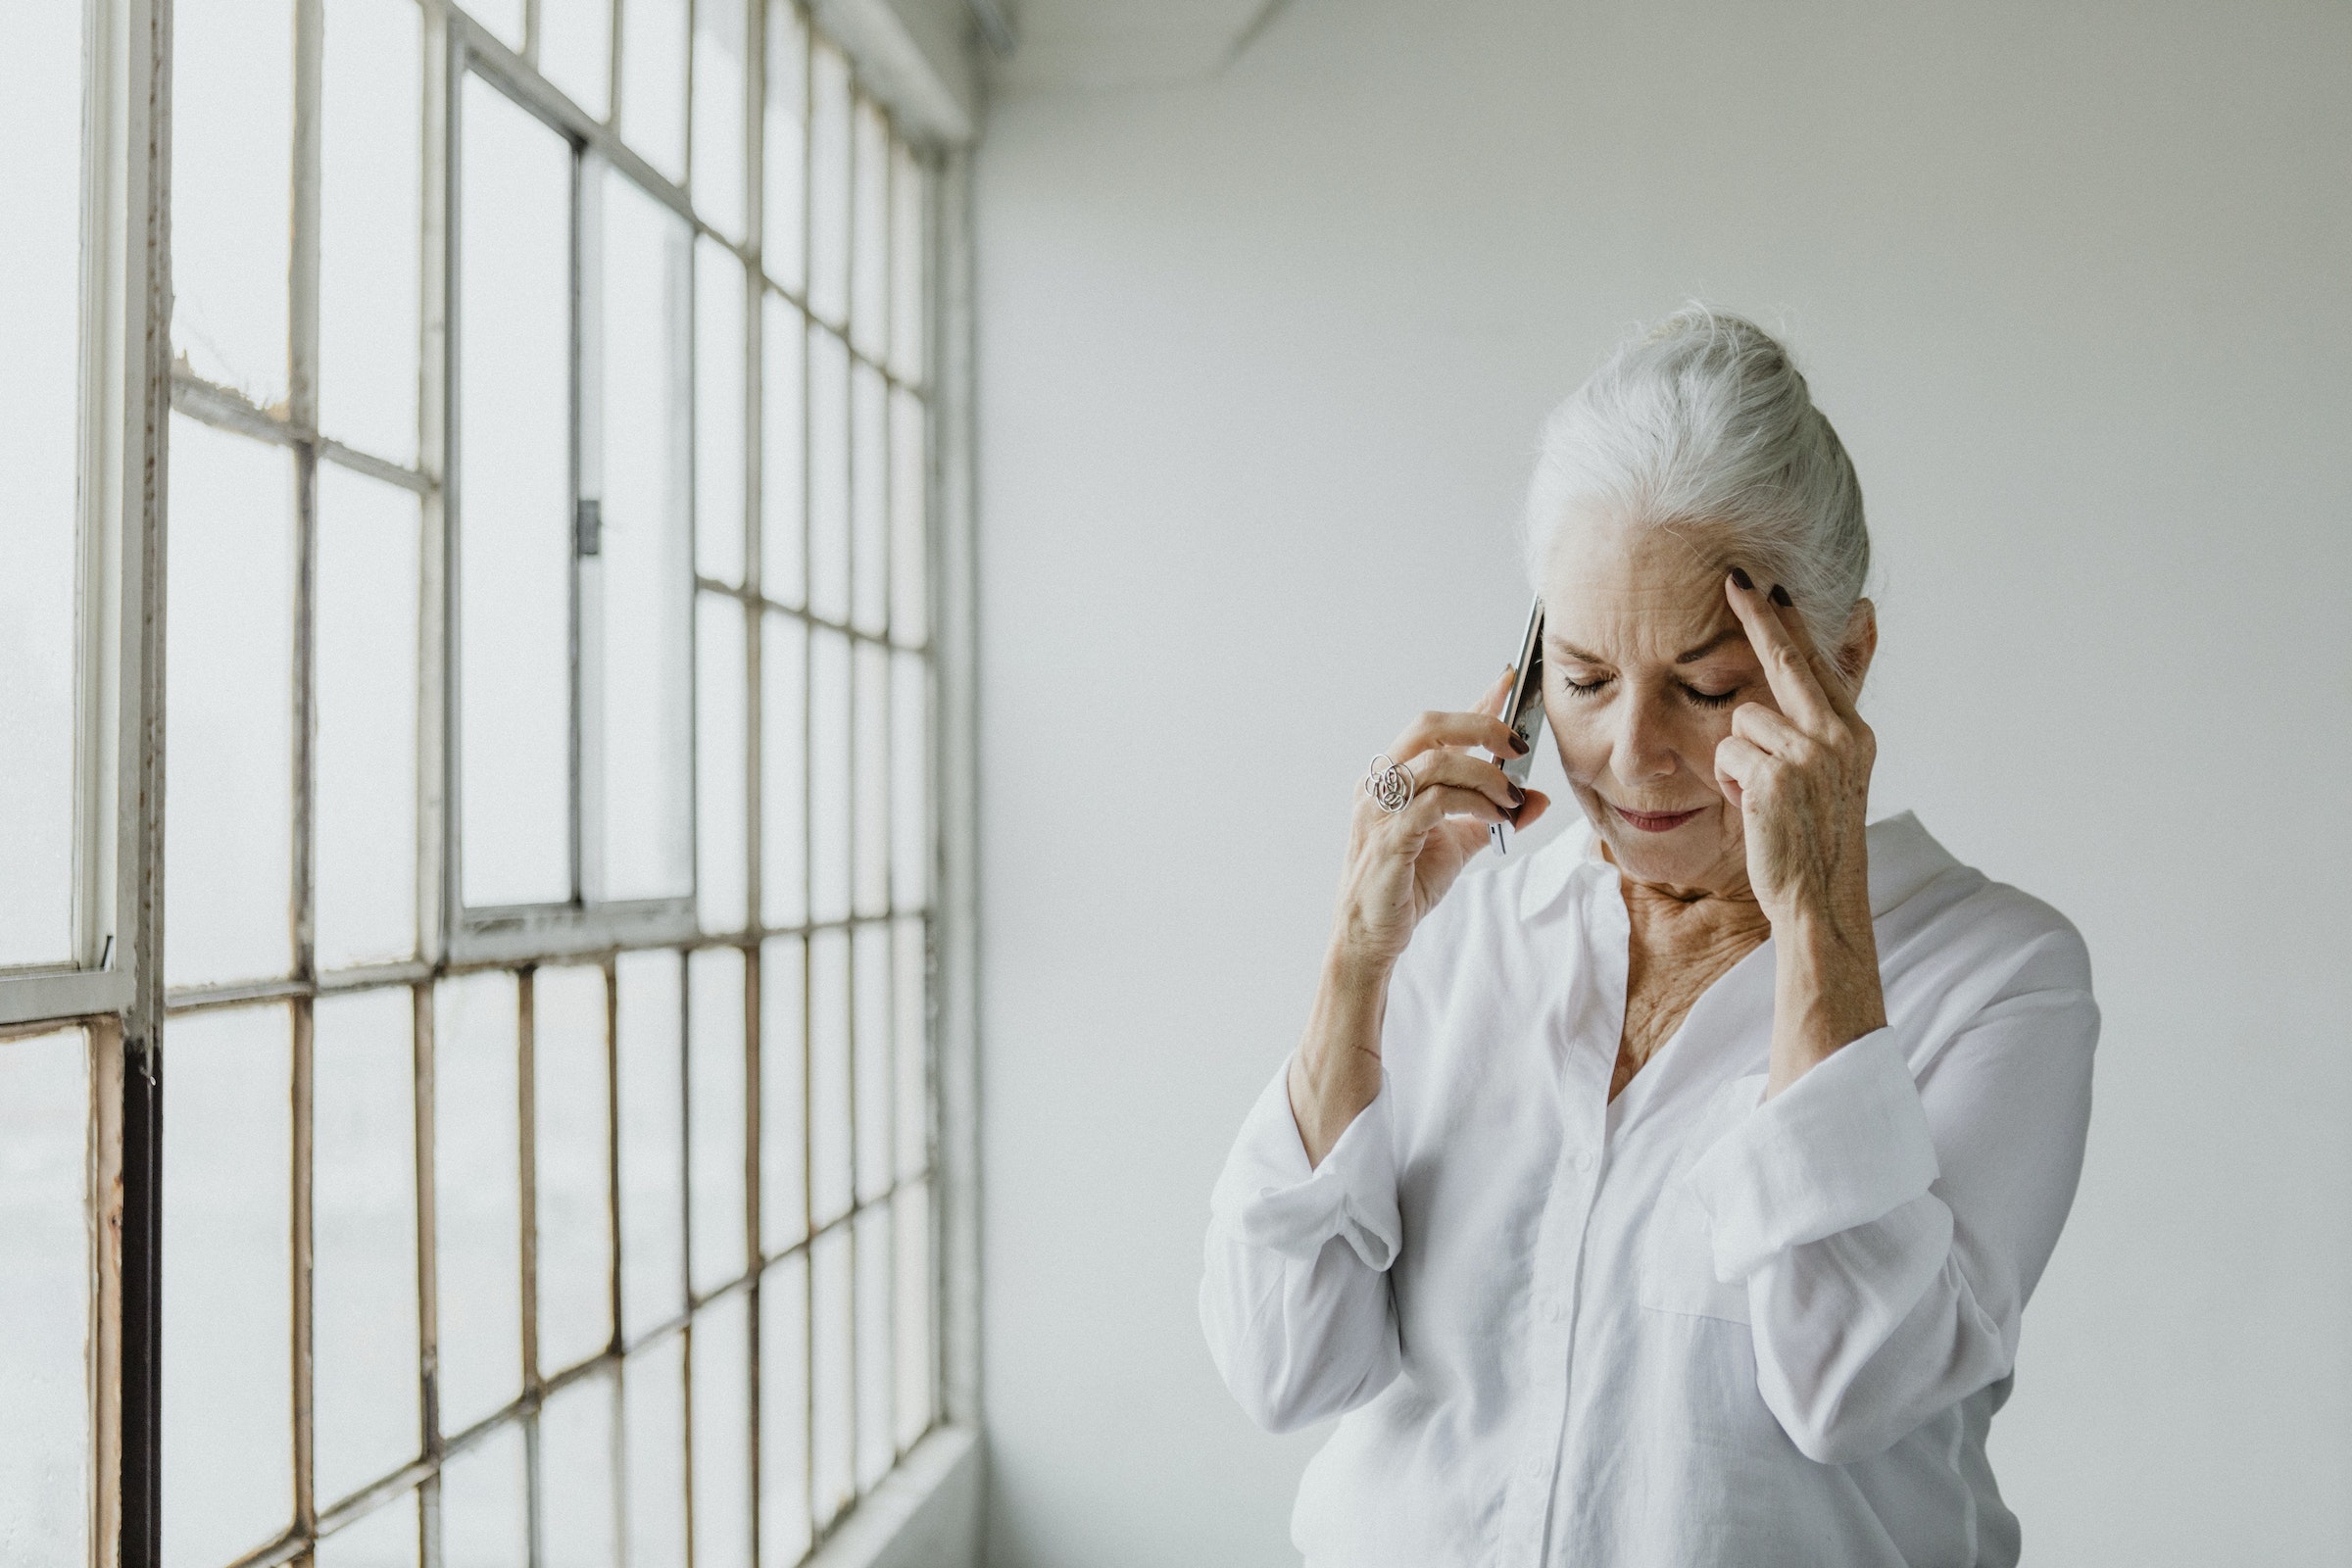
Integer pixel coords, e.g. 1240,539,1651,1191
1766,902,1886,1099
1289,948,1391,1167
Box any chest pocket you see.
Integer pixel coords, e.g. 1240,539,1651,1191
1635,1075,1762,1326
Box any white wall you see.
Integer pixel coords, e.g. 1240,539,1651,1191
973,2,2352,1562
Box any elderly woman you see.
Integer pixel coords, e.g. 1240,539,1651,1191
1200,310,2097,1567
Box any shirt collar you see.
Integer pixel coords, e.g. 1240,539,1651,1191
1514,808,1961,924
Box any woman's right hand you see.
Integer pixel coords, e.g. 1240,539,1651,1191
1329,667,1553,980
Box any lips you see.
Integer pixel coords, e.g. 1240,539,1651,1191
1610,803,1706,833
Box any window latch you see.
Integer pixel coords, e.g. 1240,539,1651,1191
576,498,602,559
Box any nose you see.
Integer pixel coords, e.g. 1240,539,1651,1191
1613,690,1680,786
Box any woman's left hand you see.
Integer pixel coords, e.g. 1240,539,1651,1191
1713,572,1887,1093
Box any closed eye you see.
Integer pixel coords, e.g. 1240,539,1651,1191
1681,683,1740,710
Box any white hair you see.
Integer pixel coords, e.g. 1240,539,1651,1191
1520,306,1869,646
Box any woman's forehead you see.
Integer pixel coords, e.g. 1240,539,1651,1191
1540,514,1745,660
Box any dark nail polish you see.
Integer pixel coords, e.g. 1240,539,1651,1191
1508,785,1526,807
1508,732,1530,756
1729,566,1754,591
1770,583,1793,608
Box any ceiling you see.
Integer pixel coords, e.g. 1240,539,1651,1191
987,0,1297,94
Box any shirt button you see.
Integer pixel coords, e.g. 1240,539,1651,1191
1575,1150,1596,1173
1522,1455,1546,1480
1542,1296,1563,1322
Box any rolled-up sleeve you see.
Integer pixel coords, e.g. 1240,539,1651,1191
1200,1065,1404,1434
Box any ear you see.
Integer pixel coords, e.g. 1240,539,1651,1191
1836,598,1879,694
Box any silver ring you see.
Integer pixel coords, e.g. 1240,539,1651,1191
1363,753,1415,813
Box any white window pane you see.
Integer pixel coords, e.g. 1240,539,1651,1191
163,1005,293,1568
757,1253,811,1567
317,1488,418,1568
439,1421,528,1568
618,951,687,1338
0,0,83,970
807,928,851,1228
809,1226,853,1528
172,0,291,403
623,1335,689,1568
852,922,890,1204
317,466,421,970
888,143,925,384
697,594,750,934
892,916,928,1182
314,988,422,1505
540,1371,621,1568
320,0,421,464
691,1297,754,1568
888,387,928,645
893,1179,933,1447
759,293,807,608
435,971,523,1434
692,0,748,241
540,0,612,121
850,361,888,637
853,642,889,918
0,1030,90,1564
761,1,808,296
458,75,572,908
165,417,294,989
806,41,850,328
807,324,850,623
808,627,852,924
854,1204,891,1488
467,0,524,51
696,239,748,586
889,653,930,913
760,612,808,930
688,947,748,1294
848,97,888,362
536,964,614,1374
600,170,696,903
759,937,808,1254
620,0,688,183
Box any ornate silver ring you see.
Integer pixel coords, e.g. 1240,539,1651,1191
1363,753,1415,814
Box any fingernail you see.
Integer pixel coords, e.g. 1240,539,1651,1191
1508,785,1526,806
1729,566,1754,591
1769,583,1793,608
1508,732,1530,756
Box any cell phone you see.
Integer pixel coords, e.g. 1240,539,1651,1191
1490,597,1546,855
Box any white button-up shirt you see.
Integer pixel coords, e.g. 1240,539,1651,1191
1200,813,2097,1567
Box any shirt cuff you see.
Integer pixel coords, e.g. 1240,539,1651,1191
1214,1063,1402,1272
1685,1029,1939,1283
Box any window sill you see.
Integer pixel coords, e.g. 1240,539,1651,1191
812,1424,984,1568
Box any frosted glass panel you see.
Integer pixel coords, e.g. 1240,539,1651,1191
320,0,421,464
540,1371,621,1568
892,916,928,1182
314,988,421,1505
316,1489,417,1568
806,41,850,328
809,1226,853,1528
697,594,750,935
807,929,851,1228
434,971,523,1434
623,1336,690,1568
0,0,82,970
889,653,930,912
536,964,613,1374
893,1179,933,1447
692,0,748,241
540,0,610,120
759,936,808,1253
850,362,888,637
854,1204,891,1487
761,2,808,296
888,144,925,384
853,643,889,918
0,1030,89,1565
165,416,294,988
759,293,807,609
760,612,808,930
172,0,291,403
440,1421,528,1568
617,951,687,1338
849,97,889,361
697,241,749,586
691,1296,755,1568
852,922,891,1203
600,170,696,903
808,628,852,925
888,387,928,644
756,1253,811,1567
620,0,688,183
687,948,748,1294
317,466,421,970
807,325,851,624
457,74,573,908
163,1005,293,1568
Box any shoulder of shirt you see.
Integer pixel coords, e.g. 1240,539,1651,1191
1874,812,2093,993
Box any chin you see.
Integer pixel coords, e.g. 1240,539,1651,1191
1579,795,1740,888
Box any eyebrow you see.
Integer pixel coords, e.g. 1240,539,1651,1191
1547,627,1751,667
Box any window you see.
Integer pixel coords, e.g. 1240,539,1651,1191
0,0,965,1561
